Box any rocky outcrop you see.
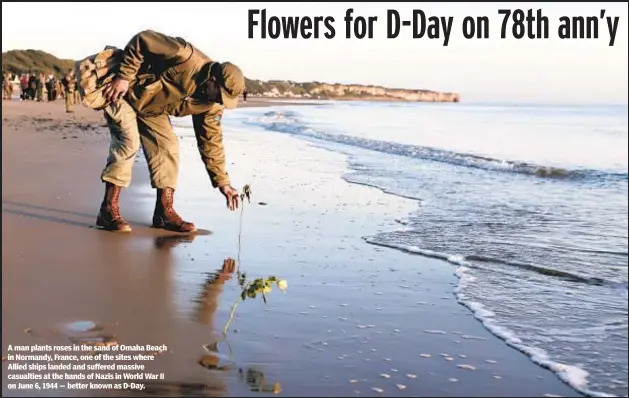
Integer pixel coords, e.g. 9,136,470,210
246,79,460,103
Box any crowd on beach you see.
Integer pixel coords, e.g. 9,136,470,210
2,71,248,105
3,70,81,112
3,71,76,101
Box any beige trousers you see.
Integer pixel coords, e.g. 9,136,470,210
65,90,75,112
100,100,180,189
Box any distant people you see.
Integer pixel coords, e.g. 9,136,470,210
35,74,41,101
20,74,29,100
36,73,48,102
12,74,20,95
46,75,55,101
42,73,49,101
74,80,81,104
28,74,37,100
55,78,64,100
2,72,13,100
62,69,77,113
50,73,58,101
243,89,248,102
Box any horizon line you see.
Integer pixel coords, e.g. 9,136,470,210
2,47,460,94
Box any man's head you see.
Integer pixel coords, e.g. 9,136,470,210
202,62,245,109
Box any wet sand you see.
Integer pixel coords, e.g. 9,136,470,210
2,99,582,397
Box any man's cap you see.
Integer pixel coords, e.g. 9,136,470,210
218,62,245,109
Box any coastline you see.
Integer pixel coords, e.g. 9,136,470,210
3,99,582,397
244,96,460,103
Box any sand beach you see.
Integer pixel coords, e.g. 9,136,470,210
0,98,586,397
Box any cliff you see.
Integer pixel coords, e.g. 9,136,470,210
245,79,460,102
2,49,460,103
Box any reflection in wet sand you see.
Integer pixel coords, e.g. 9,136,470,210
122,367,282,398
93,232,231,397
194,258,236,326
191,258,284,395
13,235,283,397
122,381,224,397
154,234,196,249
194,259,237,373
153,231,211,250
239,367,283,394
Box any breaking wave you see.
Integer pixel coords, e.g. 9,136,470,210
245,110,628,182
363,237,628,290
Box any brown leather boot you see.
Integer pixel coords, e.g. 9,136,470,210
96,182,132,232
152,188,197,233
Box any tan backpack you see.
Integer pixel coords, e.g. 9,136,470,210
75,46,124,110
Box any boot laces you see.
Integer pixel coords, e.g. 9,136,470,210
163,189,184,224
110,204,122,220
110,188,123,220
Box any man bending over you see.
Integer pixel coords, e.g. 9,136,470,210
94,30,244,233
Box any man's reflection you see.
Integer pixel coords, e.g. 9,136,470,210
195,258,236,325
154,233,196,249
194,258,236,372
193,259,282,394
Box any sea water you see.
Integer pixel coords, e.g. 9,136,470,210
177,100,628,397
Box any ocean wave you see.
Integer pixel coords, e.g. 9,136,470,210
245,111,628,182
364,237,623,397
363,238,628,290
454,267,617,398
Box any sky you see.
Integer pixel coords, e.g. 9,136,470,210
2,2,628,104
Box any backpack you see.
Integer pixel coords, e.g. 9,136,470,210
75,46,124,110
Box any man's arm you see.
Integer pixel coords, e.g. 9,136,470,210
191,105,231,189
118,30,189,82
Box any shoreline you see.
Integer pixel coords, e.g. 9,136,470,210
244,96,460,103
3,99,582,397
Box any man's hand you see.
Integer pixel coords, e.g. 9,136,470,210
217,258,236,283
221,258,236,273
103,77,130,103
219,185,239,211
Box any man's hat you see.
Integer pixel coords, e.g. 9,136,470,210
217,62,245,109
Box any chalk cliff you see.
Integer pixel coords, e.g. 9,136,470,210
245,79,460,103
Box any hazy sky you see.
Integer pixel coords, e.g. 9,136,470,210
2,2,627,104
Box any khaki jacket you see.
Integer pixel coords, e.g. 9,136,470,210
63,73,76,92
116,30,229,188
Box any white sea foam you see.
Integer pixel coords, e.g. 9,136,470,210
227,102,628,397
454,266,617,398
348,237,624,397
241,109,628,181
